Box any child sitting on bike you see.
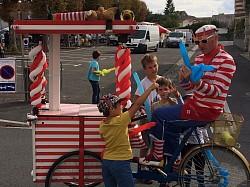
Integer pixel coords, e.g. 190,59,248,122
138,76,183,167
97,83,158,187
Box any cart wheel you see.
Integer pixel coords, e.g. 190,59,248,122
45,150,103,187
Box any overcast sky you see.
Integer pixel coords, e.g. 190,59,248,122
141,0,234,17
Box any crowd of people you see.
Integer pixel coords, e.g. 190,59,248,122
94,24,236,187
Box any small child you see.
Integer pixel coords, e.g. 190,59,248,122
133,54,160,184
87,50,101,104
139,77,183,165
151,76,183,112
98,83,158,187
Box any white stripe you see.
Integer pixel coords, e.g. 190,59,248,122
76,12,79,20
85,142,105,145
36,148,78,152
36,155,67,159
84,128,99,131
80,12,84,20
84,121,101,125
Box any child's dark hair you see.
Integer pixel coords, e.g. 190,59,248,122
141,54,158,68
156,76,172,87
92,50,100,59
102,103,118,117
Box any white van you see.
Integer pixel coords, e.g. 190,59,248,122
166,31,192,48
125,24,159,53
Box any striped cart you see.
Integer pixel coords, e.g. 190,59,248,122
32,104,105,187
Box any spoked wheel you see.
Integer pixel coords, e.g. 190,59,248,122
179,144,250,187
45,151,103,187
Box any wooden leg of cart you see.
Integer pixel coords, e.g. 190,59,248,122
79,117,84,187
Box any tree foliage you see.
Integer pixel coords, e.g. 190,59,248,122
164,0,175,15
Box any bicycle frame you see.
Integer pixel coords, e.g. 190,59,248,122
133,126,197,183
132,124,238,185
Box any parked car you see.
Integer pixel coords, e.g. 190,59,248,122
108,35,119,46
91,34,107,44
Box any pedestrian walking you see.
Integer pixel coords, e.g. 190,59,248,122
87,50,101,104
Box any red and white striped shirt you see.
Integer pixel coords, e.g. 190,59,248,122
180,46,236,121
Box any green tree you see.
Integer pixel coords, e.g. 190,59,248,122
0,0,26,51
164,0,175,15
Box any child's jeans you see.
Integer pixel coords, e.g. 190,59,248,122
89,80,100,104
102,159,135,187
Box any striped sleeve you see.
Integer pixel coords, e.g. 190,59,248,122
196,53,235,97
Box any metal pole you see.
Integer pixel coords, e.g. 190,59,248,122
18,5,26,101
17,10,24,58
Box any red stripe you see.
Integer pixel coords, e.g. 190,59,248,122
36,138,79,141
84,131,100,135
36,152,69,155
84,138,103,142
84,125,100,128
85,117,105,121
36,124,79,128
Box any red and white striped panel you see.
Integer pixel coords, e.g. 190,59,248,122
33,116,105,183
129,123,147,149
12,20,137,34
53,11,90,21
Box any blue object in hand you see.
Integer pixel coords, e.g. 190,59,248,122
179,42,215,82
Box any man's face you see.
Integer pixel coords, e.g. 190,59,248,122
195,33,218,55
144,61,158,76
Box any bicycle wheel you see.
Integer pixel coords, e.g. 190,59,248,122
179,144,250,187
45,150,103,187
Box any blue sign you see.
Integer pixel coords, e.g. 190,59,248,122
0,59,16,93
0,83,15,92
0,65,15,80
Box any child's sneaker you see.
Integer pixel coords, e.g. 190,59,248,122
138,153,164,167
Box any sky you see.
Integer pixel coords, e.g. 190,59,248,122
141,0,235,17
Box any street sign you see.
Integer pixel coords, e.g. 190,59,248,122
0,58,16,93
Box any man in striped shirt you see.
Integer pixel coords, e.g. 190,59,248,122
149,25,236,162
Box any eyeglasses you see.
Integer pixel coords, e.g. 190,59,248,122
194,34,214,45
